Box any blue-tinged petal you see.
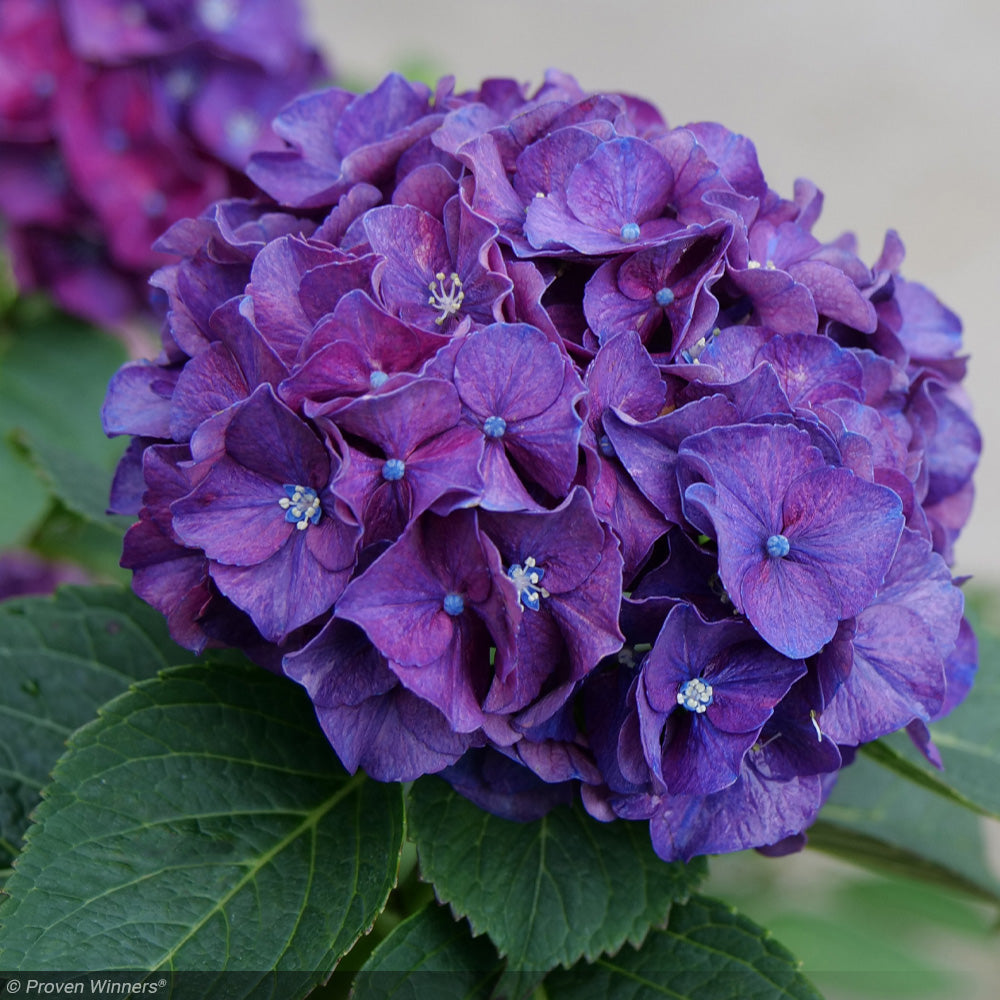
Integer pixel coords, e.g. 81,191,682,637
820,604,945,744
646,768,825,862
103,361,180,438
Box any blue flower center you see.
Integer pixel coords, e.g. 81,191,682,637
506,556,549,611
278,484,322,530
443,592,465,616
677,677,714,713
382,458,406,481
369,370,389,389
655,286,675,307
483,415,507,438
766,533,791,558
619,222,641,243
427,271,465,325
598,434,616,458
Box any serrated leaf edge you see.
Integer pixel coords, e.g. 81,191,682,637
3,661,406,979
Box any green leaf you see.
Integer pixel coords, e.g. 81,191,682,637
0,441,41,548
543,894,823,1000
0,300,128,553
811,750,1000,904
0,586,193,866
0,308,127,473
860,601,1000,821
0,660,405,987
407,777,706,972
16,433,131,534
25,503,129,583
352,903,503,1000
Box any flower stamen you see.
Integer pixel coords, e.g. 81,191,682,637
427,271,465,325
677,677,714,713
506,556,549,611
278,484,322,530
809,709,824,742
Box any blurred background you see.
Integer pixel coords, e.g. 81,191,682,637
303,2,1000,996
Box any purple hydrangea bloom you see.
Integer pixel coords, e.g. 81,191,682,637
0,0,328,329
105,68,979,864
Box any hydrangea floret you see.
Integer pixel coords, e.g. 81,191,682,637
104,69,980,862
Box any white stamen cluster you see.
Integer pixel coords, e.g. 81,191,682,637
677,677,714,713
427,271,465,324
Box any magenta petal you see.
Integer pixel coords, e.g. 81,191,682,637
284,618,469,780
648,767,824,862
478,440,538,512
729,266,819,334
365,204,451,315
337,546,457,667
787,259,877,332
334,378,463,459
247,236,328,362
388,615,490,734
484,609,564,714
103,362,180,438
169,342,248,441
453,323,566,421
404,424,485,517
311,690,471,780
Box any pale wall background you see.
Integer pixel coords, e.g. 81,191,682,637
305,0,999,583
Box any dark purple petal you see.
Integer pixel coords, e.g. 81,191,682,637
284,618,469,780
645,767,825,862
336,511,520,732
209,523,351,642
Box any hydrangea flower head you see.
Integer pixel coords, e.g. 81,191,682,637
105,68,979,863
